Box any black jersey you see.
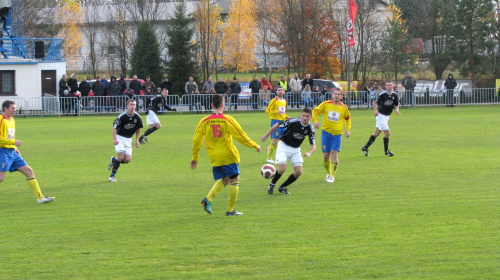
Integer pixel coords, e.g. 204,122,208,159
279,118,315,148
148,94,167,114
375,91,399,116
113,111,144,138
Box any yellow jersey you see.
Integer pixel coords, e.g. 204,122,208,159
265,97,288,121
192,113,259,167
0,114,16,149
312,100,351,135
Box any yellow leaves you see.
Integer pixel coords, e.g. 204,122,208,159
221,0,259,72
57,0,83,68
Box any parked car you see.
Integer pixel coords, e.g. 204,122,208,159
313,79,341,92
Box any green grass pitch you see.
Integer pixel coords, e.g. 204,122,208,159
0,106,498,279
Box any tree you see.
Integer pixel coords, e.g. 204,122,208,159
165,2,198,95
104,5,134,76
130,21,163,85
221,0,259,74
57,0,84,70
376,5,415,83
193,0,223,82
81,0,105,78
20,0,60,38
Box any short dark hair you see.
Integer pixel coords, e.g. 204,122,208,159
2,100,15,111
126,99,136,105
212,94,224,109
302,107,312,115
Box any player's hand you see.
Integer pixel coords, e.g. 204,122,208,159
396,110,401,115
345,130,350,138
255,145,261,152
304,152,311,157
14,148,21,156
135,140,140,148
260,135,268,142
313,122,320,129
190,160,197,170
286,115,291,120
374,111,379,117
14,140,22,147
113,140,119,145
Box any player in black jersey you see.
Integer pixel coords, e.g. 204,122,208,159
108,99,144,182
138,88,176,144
261,108,316,195
361,80,400,157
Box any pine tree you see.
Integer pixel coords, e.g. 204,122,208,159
130,21,163,85
166,2,198,95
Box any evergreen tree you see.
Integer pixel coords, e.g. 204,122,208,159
166,2,198,95
130,21,163,85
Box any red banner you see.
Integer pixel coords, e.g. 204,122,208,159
348,0,358,47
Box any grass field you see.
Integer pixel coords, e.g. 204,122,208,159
0,105,499,279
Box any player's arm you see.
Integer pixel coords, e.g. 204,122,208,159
112,128,119,145
304,144,316,157
191,119,206,166
394,96,401,115
135,128,141,148
264,98,274,115
261,122,280,142
312,102,323,128
227,117,260,151
373,98,379,116
345,109,351,137
304,128,316,157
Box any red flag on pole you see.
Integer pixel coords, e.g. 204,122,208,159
348,0,358,47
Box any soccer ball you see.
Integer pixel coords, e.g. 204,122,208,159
261,164,276,179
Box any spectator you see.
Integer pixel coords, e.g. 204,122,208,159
313,86,322,105
214,77,228,94
278,75,289,92
107,76,121,110
202,76,214,112
0,7,10,29
229,77,241,111
185,76,198,94
118,74,127,96
301,84,314,108
160,77,172,92
401,71,416,107
190,89,202,113
249,75,261,110
67,74,78,95
142,76,155,95
260,75,273,91
259,85,272,107
91,76,104,112
444,73,457,107
101,74,108,96
129,75,142,96
368,85,377,109
301,74,313,91
58,74,70,114
289,73,302,108
78,76,91,108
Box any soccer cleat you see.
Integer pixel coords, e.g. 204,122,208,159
361,146,369,157
108,156,114,170
268,183,275,195
385,150,395,157
278,186,290,195
326,174,335,183
139,135,148,144
226,210,243,216
266,158,275,164
108,176,117,182
201,197,212,214
37,196,55,204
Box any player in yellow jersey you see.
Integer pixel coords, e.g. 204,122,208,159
0,100,54,203
312,88,351,183
191,94,261,216
264,86,288,163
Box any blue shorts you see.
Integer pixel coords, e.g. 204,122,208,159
321,131,342,153
212,163,240,180
0,148,27,172
271,119,285,139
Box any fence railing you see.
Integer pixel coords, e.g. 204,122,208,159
5,88,500,117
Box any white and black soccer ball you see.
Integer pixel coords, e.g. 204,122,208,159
261,164,276,179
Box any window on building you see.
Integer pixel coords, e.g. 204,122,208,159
0,71,15,96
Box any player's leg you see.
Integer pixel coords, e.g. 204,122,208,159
140,112,160,143
268,142,287,194
17,165,54,203
226,175,242,216
328,135,342,182
266,120,281,163
362,125,381,156
383,129,394,156
278,148,303,194
321,131,333,181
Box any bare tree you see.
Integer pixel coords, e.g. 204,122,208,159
81,0,106,78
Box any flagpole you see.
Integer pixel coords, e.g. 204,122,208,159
347,43,351,106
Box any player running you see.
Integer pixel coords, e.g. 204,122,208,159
361,80,400,157
261,108,316,195
312,88,351,183
139,88,176,144
192,94,261,216
108,99,143,182
0,100,54,204
263,86,288,163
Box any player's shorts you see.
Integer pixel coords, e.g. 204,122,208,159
375,113,390,131
0,148,27,173
321,131,342,153
276,141,303,167
146,110,160,125
270,119,285,139
212,163,240,180
114,135,133,156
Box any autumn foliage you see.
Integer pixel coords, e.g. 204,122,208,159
57,0,83,69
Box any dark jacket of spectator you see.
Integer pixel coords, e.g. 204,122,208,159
59,77,68,97
91,80,104,96
106,76,120,96
444,75,457,90
160,80,173,92
214,81,228,94
78,80,91,97
118,75,127,95
129,79,141,96
249,80,261,94
301,78,313,91
67,77,78,94
143,81,155,93
230,80,241,94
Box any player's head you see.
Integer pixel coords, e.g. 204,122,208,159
126,99,136,113
331,87,343,102
300,107,312,125
211,94,224,110
385,80,393,91
2,100,16,116
275,86,285,97
161,88,169,97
